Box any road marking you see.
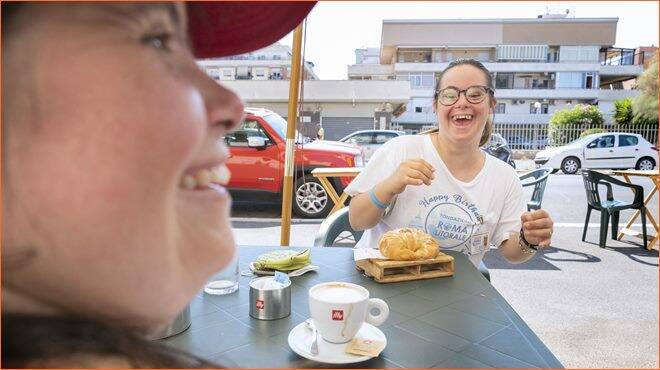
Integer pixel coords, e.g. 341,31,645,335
231,217,322,224
554,222,645,228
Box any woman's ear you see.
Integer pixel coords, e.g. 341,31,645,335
490,96,497,109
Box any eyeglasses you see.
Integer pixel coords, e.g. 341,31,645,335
436,86,493,106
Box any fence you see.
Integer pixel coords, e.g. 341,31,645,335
418,123,658,150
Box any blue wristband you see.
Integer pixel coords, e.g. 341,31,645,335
368,188,390,209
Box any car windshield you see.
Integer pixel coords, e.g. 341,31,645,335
262,113,309,143
567,135,597,146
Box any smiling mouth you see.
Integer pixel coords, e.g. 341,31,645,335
451,114,474,127
180,165,231,190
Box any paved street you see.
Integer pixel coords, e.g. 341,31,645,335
229,169,659,368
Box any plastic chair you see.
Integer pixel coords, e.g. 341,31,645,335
519,168,551,211
581,170,647,249
313,207,364,247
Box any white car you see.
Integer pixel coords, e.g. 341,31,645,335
534,132,658,174
339,130,406,161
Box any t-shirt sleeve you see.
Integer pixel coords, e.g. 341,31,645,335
344,138,401,196
491,171,526,247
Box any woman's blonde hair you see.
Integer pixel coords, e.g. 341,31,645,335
430,58,495,147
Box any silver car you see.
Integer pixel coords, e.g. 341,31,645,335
339,130,406,161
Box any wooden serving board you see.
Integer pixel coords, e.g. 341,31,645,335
355,253,454,283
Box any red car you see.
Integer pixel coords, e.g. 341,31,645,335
225,108,364,218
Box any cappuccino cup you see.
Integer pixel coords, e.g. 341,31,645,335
308,282,389,344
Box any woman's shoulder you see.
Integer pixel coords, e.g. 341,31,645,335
484,154,520,182
2,314,220,368
381,134,428,151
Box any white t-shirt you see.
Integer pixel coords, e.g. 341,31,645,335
345,134,526,266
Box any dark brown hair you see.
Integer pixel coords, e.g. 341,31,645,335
431,58,496,146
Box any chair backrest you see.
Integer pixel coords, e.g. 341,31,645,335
581,170,603,209
581,169,644,208
519,168,551,209
313,207,364,247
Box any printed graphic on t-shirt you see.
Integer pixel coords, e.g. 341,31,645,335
409,193,483,253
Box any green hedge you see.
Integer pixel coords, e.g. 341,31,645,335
548,104,604,145
580,128,607,138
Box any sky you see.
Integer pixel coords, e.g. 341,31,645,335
275,1,659,80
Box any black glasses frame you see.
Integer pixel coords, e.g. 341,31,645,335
436,85,494,106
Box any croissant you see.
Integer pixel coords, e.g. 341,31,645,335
378,228,440,261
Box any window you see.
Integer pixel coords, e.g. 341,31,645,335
495,73,513,89
225,120,271,147
587,135,615,149
374,133,397,144
530,103,548,114
222,69,232,77
409,73,434,89
206,68,220,80
347,133,373,145
415,107,423,113
495,103,506,114
255,69,265,78
619,135,638,147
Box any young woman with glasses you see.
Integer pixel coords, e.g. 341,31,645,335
346,59,554,266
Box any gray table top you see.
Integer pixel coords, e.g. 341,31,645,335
161,246,563,368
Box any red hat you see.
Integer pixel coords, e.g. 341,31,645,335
187,1,316,59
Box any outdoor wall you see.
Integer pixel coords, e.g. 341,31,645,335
382,21,503,48
502,20,616,45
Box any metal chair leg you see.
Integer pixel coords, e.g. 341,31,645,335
582,207,592,242
599,211,609,248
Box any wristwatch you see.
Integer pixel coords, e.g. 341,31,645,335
519,228,538,254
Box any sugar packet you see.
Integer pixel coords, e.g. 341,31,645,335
345,336,386,357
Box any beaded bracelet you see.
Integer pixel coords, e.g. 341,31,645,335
368,188,390,209
519,228,538,254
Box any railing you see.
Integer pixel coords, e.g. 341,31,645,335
417,123,658,150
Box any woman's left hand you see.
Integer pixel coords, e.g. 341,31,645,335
521,210,554,248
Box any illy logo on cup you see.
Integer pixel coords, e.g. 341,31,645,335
331,309,344,320
256,300,265,310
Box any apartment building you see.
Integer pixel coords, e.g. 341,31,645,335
199,43,411,140
198,43,319,81
348,14,646,133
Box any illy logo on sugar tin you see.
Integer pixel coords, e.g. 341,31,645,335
331,310,344,320
256,300,265,310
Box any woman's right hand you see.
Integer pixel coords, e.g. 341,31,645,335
382,158,435,195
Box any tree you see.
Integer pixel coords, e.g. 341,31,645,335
632,54,658,124
548,104,604,145
613,98,633,125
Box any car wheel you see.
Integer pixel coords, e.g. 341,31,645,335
292,175,332,218
561,157,580,174
636,157,656,170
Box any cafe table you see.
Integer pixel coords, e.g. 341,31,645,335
161,246,563,368
609,169,659,250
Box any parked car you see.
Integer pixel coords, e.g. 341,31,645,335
534,132,658,174
339,130,406,161
505,135,533,150
224,108,365,218
484,133,516,168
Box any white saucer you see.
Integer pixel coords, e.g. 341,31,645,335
287,320,387,364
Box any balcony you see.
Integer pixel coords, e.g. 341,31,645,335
395,62,602,73
495,113,552,124
495,89,599,99
598,89,640,101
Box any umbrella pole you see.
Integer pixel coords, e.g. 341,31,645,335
280,24,304,246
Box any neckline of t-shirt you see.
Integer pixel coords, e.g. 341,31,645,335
424,134,489,187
